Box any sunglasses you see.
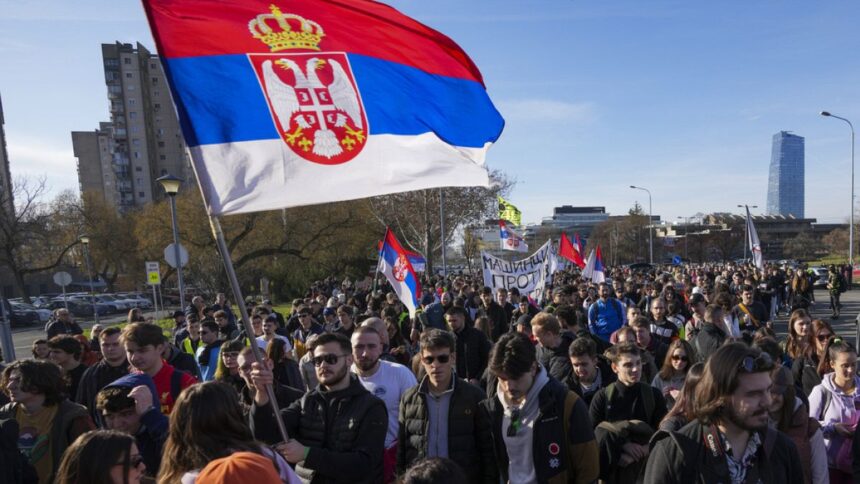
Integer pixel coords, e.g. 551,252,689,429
507,408,521,437
422,354,451,365
817,334,834,342
738,353,773,373
671,355,689,362
312,353,348,367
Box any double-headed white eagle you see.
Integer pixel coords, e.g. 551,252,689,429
262,57,362,158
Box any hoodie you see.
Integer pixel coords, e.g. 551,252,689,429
807,372,860,468
104,373,168,478
497,365,551,484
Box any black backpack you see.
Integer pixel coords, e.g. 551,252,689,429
0,418,37,484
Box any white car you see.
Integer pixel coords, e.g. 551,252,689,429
117,293,153,309
11,302,52,323
809,267,829,288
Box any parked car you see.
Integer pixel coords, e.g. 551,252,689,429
11,302,51,323
47,299,112,318
117,293,153,309
810,266,829,288
9,304,40,327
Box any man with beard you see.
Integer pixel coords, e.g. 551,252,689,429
249,332,387,484
446,306,491,386
644,343,803,483
476,287,508,342
496,287,515,328
351,326,417,482
587,283,625,342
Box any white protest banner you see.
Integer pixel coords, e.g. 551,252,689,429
481,240,556,303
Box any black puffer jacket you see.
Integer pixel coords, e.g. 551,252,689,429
251,375,387,483
644,420,803,484
454,326,492,381
536,332,575,382
397,377,497,483
692,323,727,364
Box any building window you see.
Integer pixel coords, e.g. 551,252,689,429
135,166,142,172
153,90,160,97
138,192,145,197
128,85,135,91
151,77,159,85
134,151,140,159
154,103,161,110
160,155,166,160
129,99,136,106
129,112,137,119
125,72,133,78
132,139,140,146
124,57,131,65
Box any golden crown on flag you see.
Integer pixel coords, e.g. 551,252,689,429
248,5,325,52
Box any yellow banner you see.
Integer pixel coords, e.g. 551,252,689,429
498,196,522,226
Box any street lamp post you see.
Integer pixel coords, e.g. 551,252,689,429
156,174,186,311
630,185,653,264
821,111,855,271
79,235,99,325
737,205,758,262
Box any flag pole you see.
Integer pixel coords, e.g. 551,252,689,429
207,215,290,443
439,188,447,277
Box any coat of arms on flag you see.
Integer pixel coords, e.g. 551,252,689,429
249,6,367,165
499,220,528,252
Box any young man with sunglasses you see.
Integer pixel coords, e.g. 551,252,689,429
397,329,497,483
350,326,417,483
645,343,804,483
481,332,599,483
250,332,387,484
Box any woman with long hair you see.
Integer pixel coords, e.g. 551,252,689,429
784,309,813,362
793,319,836,397
659,362,704,432
55,429,145,484
769,366,828,484
127,308,145,325
157,381,299,483
808,338,860,484
214,340,246,399
652,339,695,409
267,338,303,389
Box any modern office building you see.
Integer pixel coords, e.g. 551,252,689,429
0,93,14,215
541,206,610,229
73,42,192,211
766,131,804,218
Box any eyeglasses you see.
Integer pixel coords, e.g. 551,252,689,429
507,408,521,437
422,354,451,365
817,334,834,342
312,353,348,366
671,355,689,362
222,352,239,359
738,353,773,373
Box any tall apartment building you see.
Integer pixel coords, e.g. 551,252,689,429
0,93,14,215
766,131,805,218
73,42,192,211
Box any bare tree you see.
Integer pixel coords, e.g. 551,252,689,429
368,170,513,273
0,178,81,302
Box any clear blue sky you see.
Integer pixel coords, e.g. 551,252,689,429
1,0,858,224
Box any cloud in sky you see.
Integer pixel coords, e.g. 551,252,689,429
496,99,595,123
6,135,79,195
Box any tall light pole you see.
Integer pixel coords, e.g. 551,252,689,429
79,235,99,325
157,174,186,311
821,111,855,271
737,204,758,261
630,185,653,264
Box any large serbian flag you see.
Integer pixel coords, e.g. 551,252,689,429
142,0,505,215
559,232,586,268
378,229,421,317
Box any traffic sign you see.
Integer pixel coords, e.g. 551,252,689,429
146,261,161,285
53,271,72,286
672,255,682,265
164,243,189,268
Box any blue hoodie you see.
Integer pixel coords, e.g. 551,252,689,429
104,373,169,478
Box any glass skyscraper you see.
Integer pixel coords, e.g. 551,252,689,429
766,131,805,218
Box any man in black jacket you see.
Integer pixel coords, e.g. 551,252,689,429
446,306,491,386
76,327,129,426
645,343,803,483
250,332,387,484
397,329,496,483
476,287,508,342
531,312,574,381
481,332,599,483
693,304,728,364
565,336,615,406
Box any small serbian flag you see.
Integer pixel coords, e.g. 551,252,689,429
593,245,606,283
141,0,504,215
378,229,421,317
500,220,528,253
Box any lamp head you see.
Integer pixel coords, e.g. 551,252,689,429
820,111,831,117
156,174,183,195
629,185,637,189
80,235,90,245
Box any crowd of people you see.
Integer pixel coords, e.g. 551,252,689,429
0,261,857,483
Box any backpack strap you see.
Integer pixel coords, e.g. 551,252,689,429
170,369,185,401
640,382,655,423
